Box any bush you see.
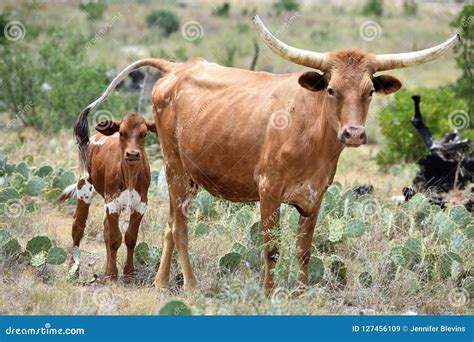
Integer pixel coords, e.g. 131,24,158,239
146,9,180,37
403,0,418,16
273,0,299,12
212,2,230,17
79,0,107,21
450,3,473,116
376,88,473,167
362,0,383,17
0,29,136,132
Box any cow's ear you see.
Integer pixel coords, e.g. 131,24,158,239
298,72,327,92
146,120,157,133
95,120,120,136
373,75,402,95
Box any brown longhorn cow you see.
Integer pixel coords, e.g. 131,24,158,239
61,113,157,281
73,16,459,292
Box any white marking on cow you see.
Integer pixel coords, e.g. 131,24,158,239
105,189,147,215
77,179,95,204
90,135,108,146
307,184,318,201
258,175,268,193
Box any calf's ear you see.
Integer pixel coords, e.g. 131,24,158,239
95,120,120,136
298,72,327,92
146,120,157,133
373,75,402,95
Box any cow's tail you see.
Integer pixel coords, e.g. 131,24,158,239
58,183,77,202
74,58,175,177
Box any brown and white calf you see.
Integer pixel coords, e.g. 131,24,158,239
60,113,157,281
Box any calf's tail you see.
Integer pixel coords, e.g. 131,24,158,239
74,58,175,177
58,183,77,202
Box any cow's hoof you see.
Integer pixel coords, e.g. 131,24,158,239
183,278,197,292
104,274,118,285
155,277,170,289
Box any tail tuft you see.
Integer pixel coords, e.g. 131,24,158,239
58,184,77,202
74,106,92,177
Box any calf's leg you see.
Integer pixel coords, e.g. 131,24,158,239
123,211,144,279
104,212,121,281
71,200,90,247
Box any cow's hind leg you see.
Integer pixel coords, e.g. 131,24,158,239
104,212,122,282
68,199,90,276
71,200,90,247
123,211,144,281
155,174,197,291
155,212,175,288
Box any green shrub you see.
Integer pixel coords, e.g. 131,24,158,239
146,10,180,37
0,29,136,132
376,87,472,167
273,0,299,12
79,0,107,21
212,2,230,17
403,0,418,16
450,3,473,115
362,0,383,17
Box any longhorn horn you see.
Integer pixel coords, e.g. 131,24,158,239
252,15,327,70
376,34,460,71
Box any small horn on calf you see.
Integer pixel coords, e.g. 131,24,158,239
252,15,327,70
376,33,460,71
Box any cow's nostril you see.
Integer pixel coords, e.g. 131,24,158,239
343,130,352,139
126,151,140,159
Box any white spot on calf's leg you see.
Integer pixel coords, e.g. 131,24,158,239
77,179,95,204
105,189,147,215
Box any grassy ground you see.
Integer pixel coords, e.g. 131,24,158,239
0,1,472,315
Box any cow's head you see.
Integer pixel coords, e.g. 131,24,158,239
253,16,459,147
96,113,157,164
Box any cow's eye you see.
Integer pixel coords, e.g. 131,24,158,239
143,132,147,138
327,87,335,96
369,89,375,97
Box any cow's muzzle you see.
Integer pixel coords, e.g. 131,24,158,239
125,150,140,162
338,126,367,147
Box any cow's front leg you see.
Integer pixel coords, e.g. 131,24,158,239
296,211,318,289
104,212,121,282
123,211,144,281
258,181,282,294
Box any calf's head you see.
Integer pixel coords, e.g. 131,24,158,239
96,113,157,164
253,16,459,147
